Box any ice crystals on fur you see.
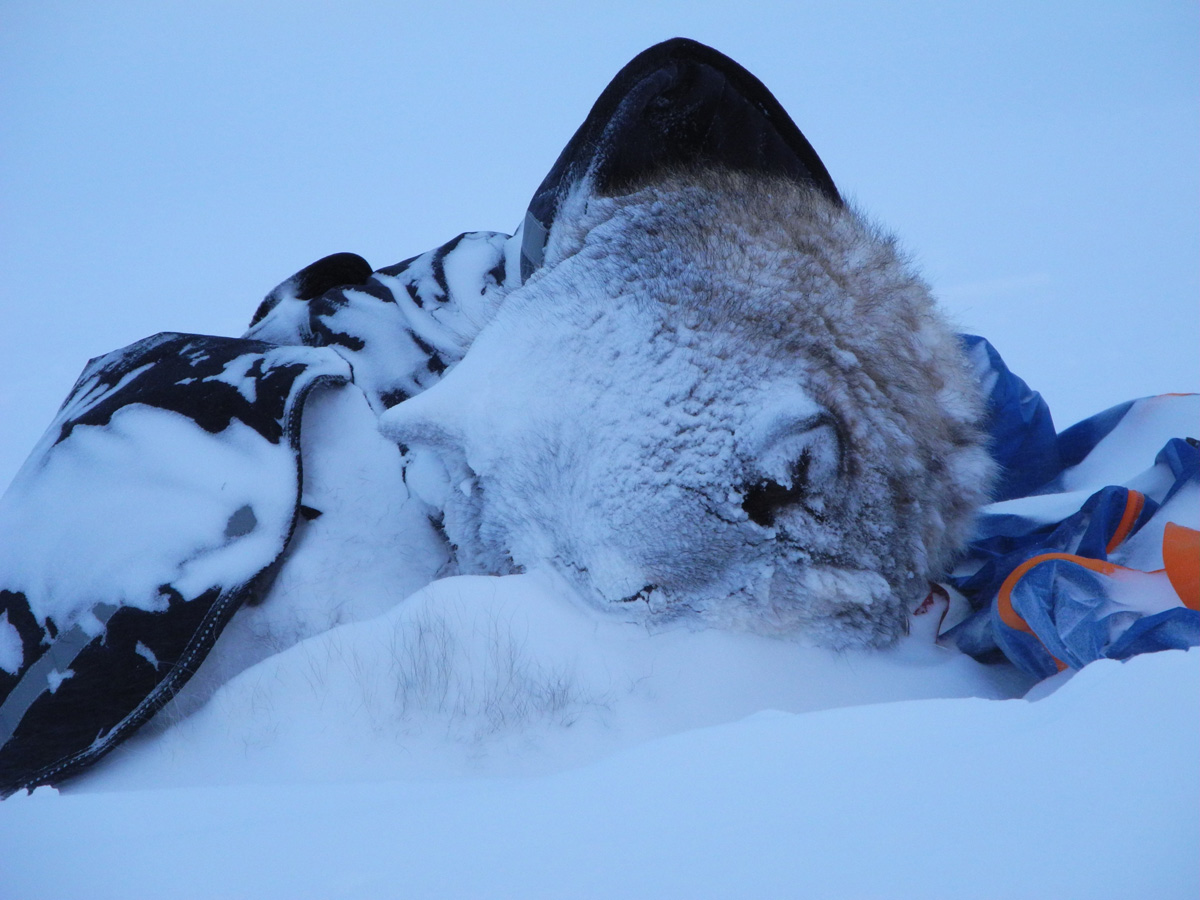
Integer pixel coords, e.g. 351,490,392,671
382,169,996,648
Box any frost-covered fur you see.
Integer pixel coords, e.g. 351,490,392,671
382,169,996,649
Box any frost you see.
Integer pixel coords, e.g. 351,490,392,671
380,171,995,647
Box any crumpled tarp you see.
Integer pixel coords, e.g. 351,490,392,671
945,336,1199,678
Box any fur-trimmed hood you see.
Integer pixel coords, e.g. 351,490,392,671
384,166,995,646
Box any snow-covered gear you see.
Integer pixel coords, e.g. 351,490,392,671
3,35,846,796
0,39,1195,798
0,336,351,792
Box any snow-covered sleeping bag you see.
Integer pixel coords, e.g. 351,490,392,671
1,38,1196,797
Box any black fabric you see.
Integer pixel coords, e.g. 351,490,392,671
58,333,312,445
250,252,374,327
0,586,231,795
523,37,840,277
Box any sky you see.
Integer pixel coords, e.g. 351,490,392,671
1,1,1197,486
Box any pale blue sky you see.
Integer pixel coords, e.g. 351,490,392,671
2,1,1197,484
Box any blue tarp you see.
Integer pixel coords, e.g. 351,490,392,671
946,336,1199,677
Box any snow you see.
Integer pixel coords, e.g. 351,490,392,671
43,668,73,694
0,404,297,627
1062,395,1200,493
73,571,1027,790
1,648,1195,899
2,6,1198,898
0,611,21,675
144,379,450,719
3,374,1195,895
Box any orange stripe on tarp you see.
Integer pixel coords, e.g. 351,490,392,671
1105,490,1145,555
997,553,1124,672
1162,522,1200,611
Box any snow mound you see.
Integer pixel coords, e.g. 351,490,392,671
81,569,1030,790
4,646,1195,899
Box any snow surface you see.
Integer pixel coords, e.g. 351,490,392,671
74,571,1032,790
1,648,1195,899
2,6,1198,898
